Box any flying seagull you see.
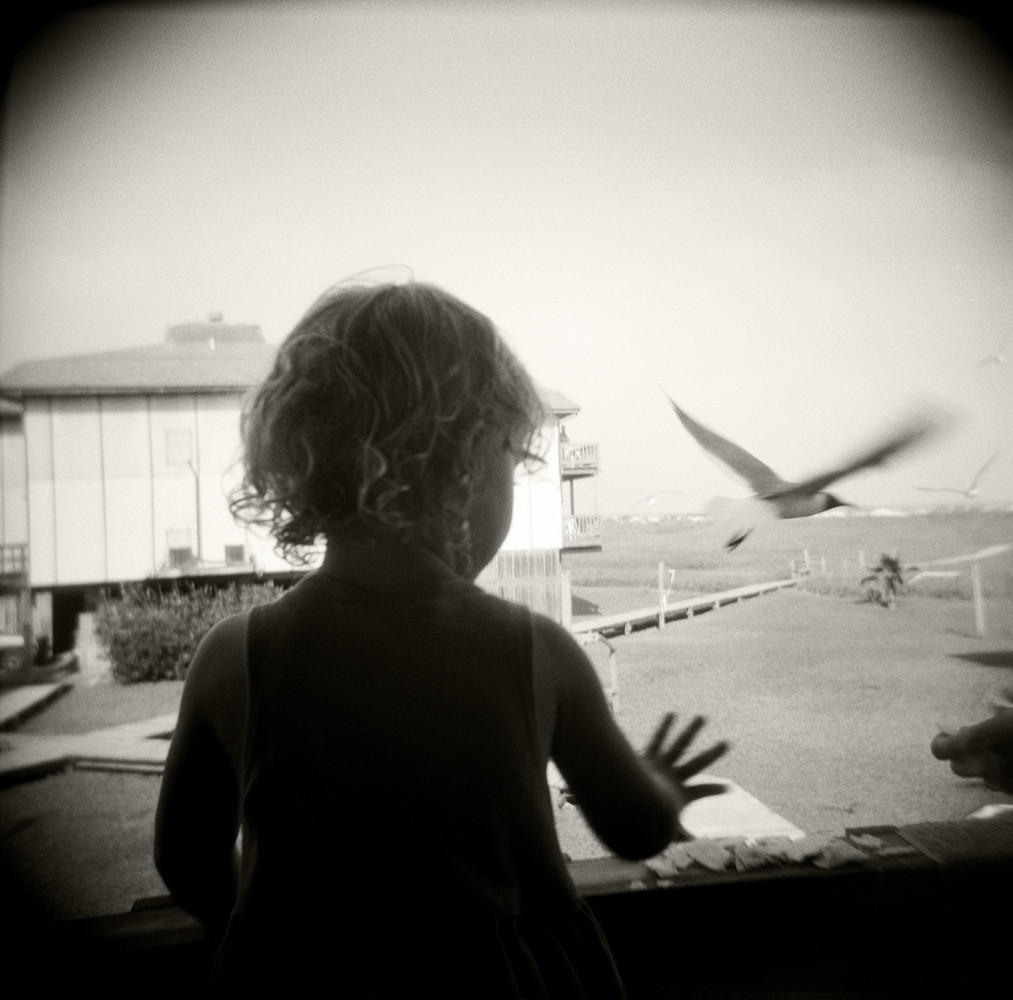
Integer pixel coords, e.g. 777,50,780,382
915,451,1000,500
977,343,1007,368
626,490,684,514
665,394,943,550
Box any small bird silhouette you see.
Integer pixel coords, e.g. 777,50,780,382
915,451,1000,500
625,490,684,516
665,394,943,550
977,343,1007,368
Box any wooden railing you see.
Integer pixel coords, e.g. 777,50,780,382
49,818,1013,998
560,441,598,474
562,514,601,549
476,549,565,622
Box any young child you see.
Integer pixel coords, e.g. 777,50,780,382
154,278,730,998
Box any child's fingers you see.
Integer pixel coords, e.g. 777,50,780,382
645,712,676,758
683,781,729,802
673,739,730,780
659,714,706,765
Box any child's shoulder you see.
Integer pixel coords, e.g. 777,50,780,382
527,607,588,671
201,608,250,648
173,611,249,778
184,610,249,694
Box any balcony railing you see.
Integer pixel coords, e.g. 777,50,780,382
563,514,602,550
560,441,598,474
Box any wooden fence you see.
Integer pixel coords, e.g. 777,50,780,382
476,548,565,623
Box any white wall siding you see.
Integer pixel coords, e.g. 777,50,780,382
149,396,201,573
24,402,57,585
501,420,563,552
0,417,28,545
195,394,247,565
51,399,106,584
12,391,572,591
101,397,157,580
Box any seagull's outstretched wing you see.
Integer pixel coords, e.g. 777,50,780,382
916,451,998,495
665,395,786,495
777,410,943,500
971,451,1000,490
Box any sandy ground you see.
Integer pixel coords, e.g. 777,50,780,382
555,585,1013,859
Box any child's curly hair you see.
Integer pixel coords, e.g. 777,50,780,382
229,280,546,575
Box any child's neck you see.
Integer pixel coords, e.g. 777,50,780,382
320,535,458,592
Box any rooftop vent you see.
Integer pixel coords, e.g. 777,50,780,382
166,321,265,346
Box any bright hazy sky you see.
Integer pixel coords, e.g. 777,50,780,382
2,1,1012,515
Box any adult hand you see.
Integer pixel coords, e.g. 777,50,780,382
931,708,1013,793
644,713,729,837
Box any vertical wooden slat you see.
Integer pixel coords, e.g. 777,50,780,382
477,548,564,622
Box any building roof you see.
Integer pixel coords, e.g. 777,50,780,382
0,320,581,416
0,321,274,398
537,385,580,417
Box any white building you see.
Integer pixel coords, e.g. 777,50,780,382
0,317,600,664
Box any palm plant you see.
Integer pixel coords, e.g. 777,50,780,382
861,553,906,608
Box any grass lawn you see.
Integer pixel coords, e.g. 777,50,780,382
558,586,1013,860
566,508,1013,602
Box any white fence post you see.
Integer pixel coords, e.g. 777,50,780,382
971,562,986,636
75,612,111,685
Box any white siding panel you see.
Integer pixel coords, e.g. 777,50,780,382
25,402,54,482
52,399,103,481
53,478,106,583
27,485,57,586
101,399,155,579
503,475,533,550
104,479,156,581
501,420,563,552
149,398,199,572
0,418,28,544
24,403,57,586
196,395,246,564
523,470,564,550
101,397,154,479
51,400,106,584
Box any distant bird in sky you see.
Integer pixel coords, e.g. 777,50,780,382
622,490,685,519
915,451,1000,500
665,394,944,551
628,490,683,508
977,343,1007,368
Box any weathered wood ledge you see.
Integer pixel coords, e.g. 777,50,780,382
39,815,1013,998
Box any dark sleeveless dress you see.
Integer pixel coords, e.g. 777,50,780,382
210,569,627,998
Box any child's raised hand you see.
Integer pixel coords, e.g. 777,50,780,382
643,712,730,826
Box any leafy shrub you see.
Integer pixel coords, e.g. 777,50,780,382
95,582,281,684
860,554,905,608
